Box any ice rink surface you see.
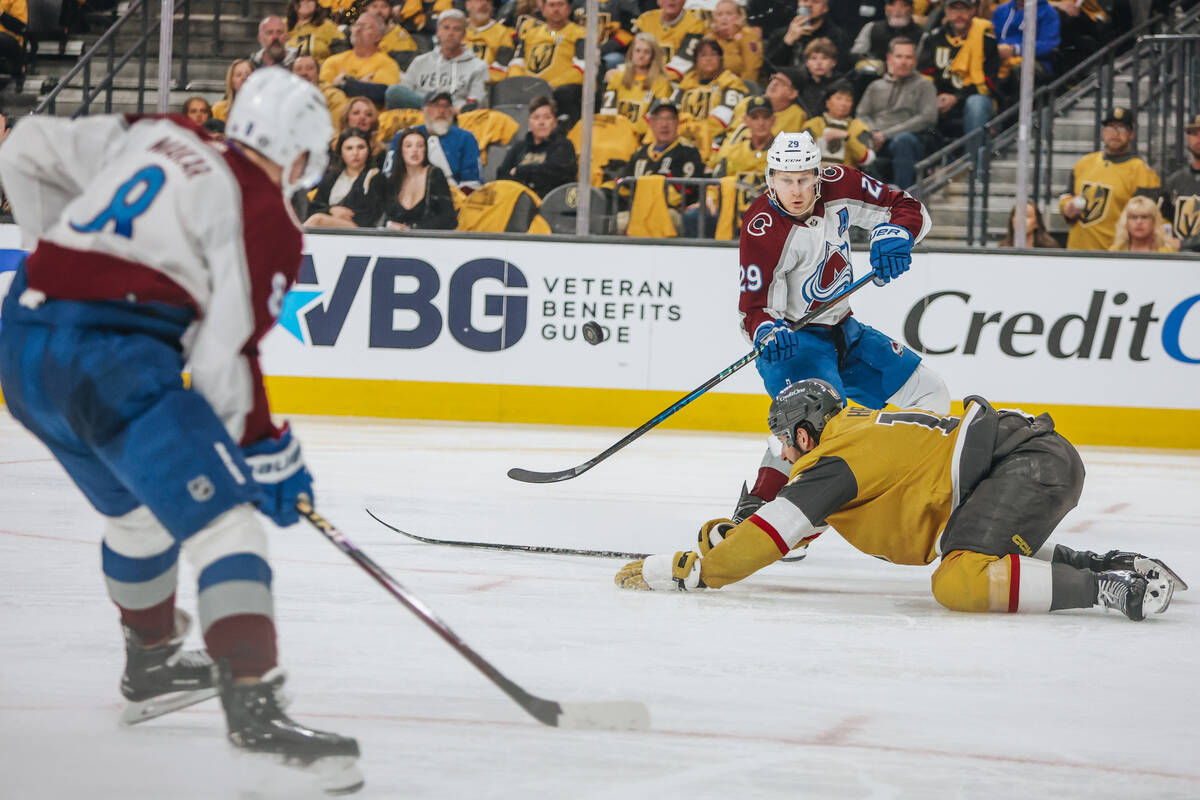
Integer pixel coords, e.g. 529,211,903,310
1,412,1198,799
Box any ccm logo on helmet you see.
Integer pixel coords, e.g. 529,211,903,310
747,212,773,236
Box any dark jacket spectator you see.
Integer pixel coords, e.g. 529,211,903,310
383,128,459,230
495,96,578,198
305,128,387,228
851,0,923,63
764,0,852,73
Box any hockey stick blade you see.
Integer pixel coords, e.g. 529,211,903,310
365,508,649,559
507,273,877,484
298,499,650,731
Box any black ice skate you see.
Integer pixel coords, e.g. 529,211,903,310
218,663,363,795
1095,570,1174,621
120,609,218,725
1091,550,1189,591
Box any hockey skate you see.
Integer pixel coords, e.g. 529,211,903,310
218,663,364,795
119,609,219,725
1091,550,1188,591
1095,570,1175,621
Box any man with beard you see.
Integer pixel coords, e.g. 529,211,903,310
251,16,298,69
384,90,483,190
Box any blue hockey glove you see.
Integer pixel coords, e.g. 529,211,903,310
754,319,801,364
869,223,913,285
242,425,313,528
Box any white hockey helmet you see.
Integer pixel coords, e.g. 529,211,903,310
765,131,822,217
226,67,333,196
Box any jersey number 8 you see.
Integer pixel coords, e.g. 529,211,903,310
739,264,762,292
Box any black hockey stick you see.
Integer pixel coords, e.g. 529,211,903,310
298,497,650,730
507,272,877,484
365,508,650,559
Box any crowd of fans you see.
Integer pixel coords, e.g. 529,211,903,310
0,0,1193,249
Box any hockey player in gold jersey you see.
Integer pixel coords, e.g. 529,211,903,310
616,380,1186,622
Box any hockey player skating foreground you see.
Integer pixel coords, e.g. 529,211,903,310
730,132,950,557
0,68,363,793
616,379,1186,621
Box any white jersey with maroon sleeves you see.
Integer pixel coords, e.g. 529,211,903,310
0,113,303,446
737,165,931,342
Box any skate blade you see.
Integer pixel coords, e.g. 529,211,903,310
1142,577,1175,616
780,550,808,563
307,756,364,795
1134,557,1188,592
119,687,219,725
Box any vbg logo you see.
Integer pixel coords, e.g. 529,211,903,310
277,255,528,352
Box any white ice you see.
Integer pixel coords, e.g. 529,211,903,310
1,412,1198,799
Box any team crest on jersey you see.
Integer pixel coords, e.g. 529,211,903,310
528,42,555,72
802,240,853,309
1080,182,1112,226
1173,195,1200,238
822,165,844,181
746,212,773,236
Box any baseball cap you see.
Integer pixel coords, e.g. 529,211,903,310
1103,107,1135,128
647,98,679,115
744,96,773,116
438,8,466,23
944,0,974,7
424,89,454,106
1185,113,1200,133
772,68,805,92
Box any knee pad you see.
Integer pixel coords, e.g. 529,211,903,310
931,550,1004,613
183,504,274,633
102,506,180,611
887,362,950,414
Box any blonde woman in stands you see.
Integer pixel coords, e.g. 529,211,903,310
998,201,1060,248
287,0,345,63
210,59,252,121
305,128,387,228
339,96,387,166
1109,196,1181,253
600,34,672,137
708,0,762,84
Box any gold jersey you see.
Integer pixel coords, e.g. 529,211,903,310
1058,151,1161,251
801,115,874,168
466,19,516,82
632,8,709,78
288,20,345,63
601,70,673,136
671,69,747,156
508,20,587,87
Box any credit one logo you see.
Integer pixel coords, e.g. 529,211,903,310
279,255,528,352
903,290,1200,364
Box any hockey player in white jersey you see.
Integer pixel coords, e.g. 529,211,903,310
729,132,950,557
0,68,363,794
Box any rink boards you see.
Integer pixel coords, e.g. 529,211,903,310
0,226,1196,448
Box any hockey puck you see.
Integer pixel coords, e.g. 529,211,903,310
581,321,605,345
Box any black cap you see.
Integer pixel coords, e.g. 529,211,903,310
1103,107,1135,128
424,89,454,106
772,68,805,92
647,98,679,115
944,0,973,7
744,95,773,116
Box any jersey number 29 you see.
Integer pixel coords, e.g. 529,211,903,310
739,264,762,292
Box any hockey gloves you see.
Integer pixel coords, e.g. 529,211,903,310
615,551,703,591
869,223,913,286
242,425,313,528
754,319,801,364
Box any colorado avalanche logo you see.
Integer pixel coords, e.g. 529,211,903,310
746,212,773,237
801,240,853,311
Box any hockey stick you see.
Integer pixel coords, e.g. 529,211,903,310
297,497,651,731
507,272,878,483
365,508,650,559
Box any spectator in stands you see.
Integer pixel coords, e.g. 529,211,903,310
572,0,641,73
305,127,387,228
251,16,298,69
1109,196,1179,253
383,128,459,230
369,0,420,64
718,68,806,161
850,0,923,91
672,40,749,160
709,0,763,84
1059,107,1161,251
323,0,360,27
293,53,350,132
508,0,588,124
287,0,345,63
918,0,998,142
616,100,704,235
601,33,672,138
998,201,1060,247
801,81,875,168
826,0,890,38
467,0,516,82
1163,113,1200,251
182,97,212,127
387,9,489,111
796,38,838,117
495,95,578,198
340,95,388,165
992,0,1060,103
632,0,709,81
386,89,483,190
765,0,851,75
211,59,253,121
320,11,402,107
712,95,774,180
1049,0,1110,72
0,0,27,92
856,37,936,189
